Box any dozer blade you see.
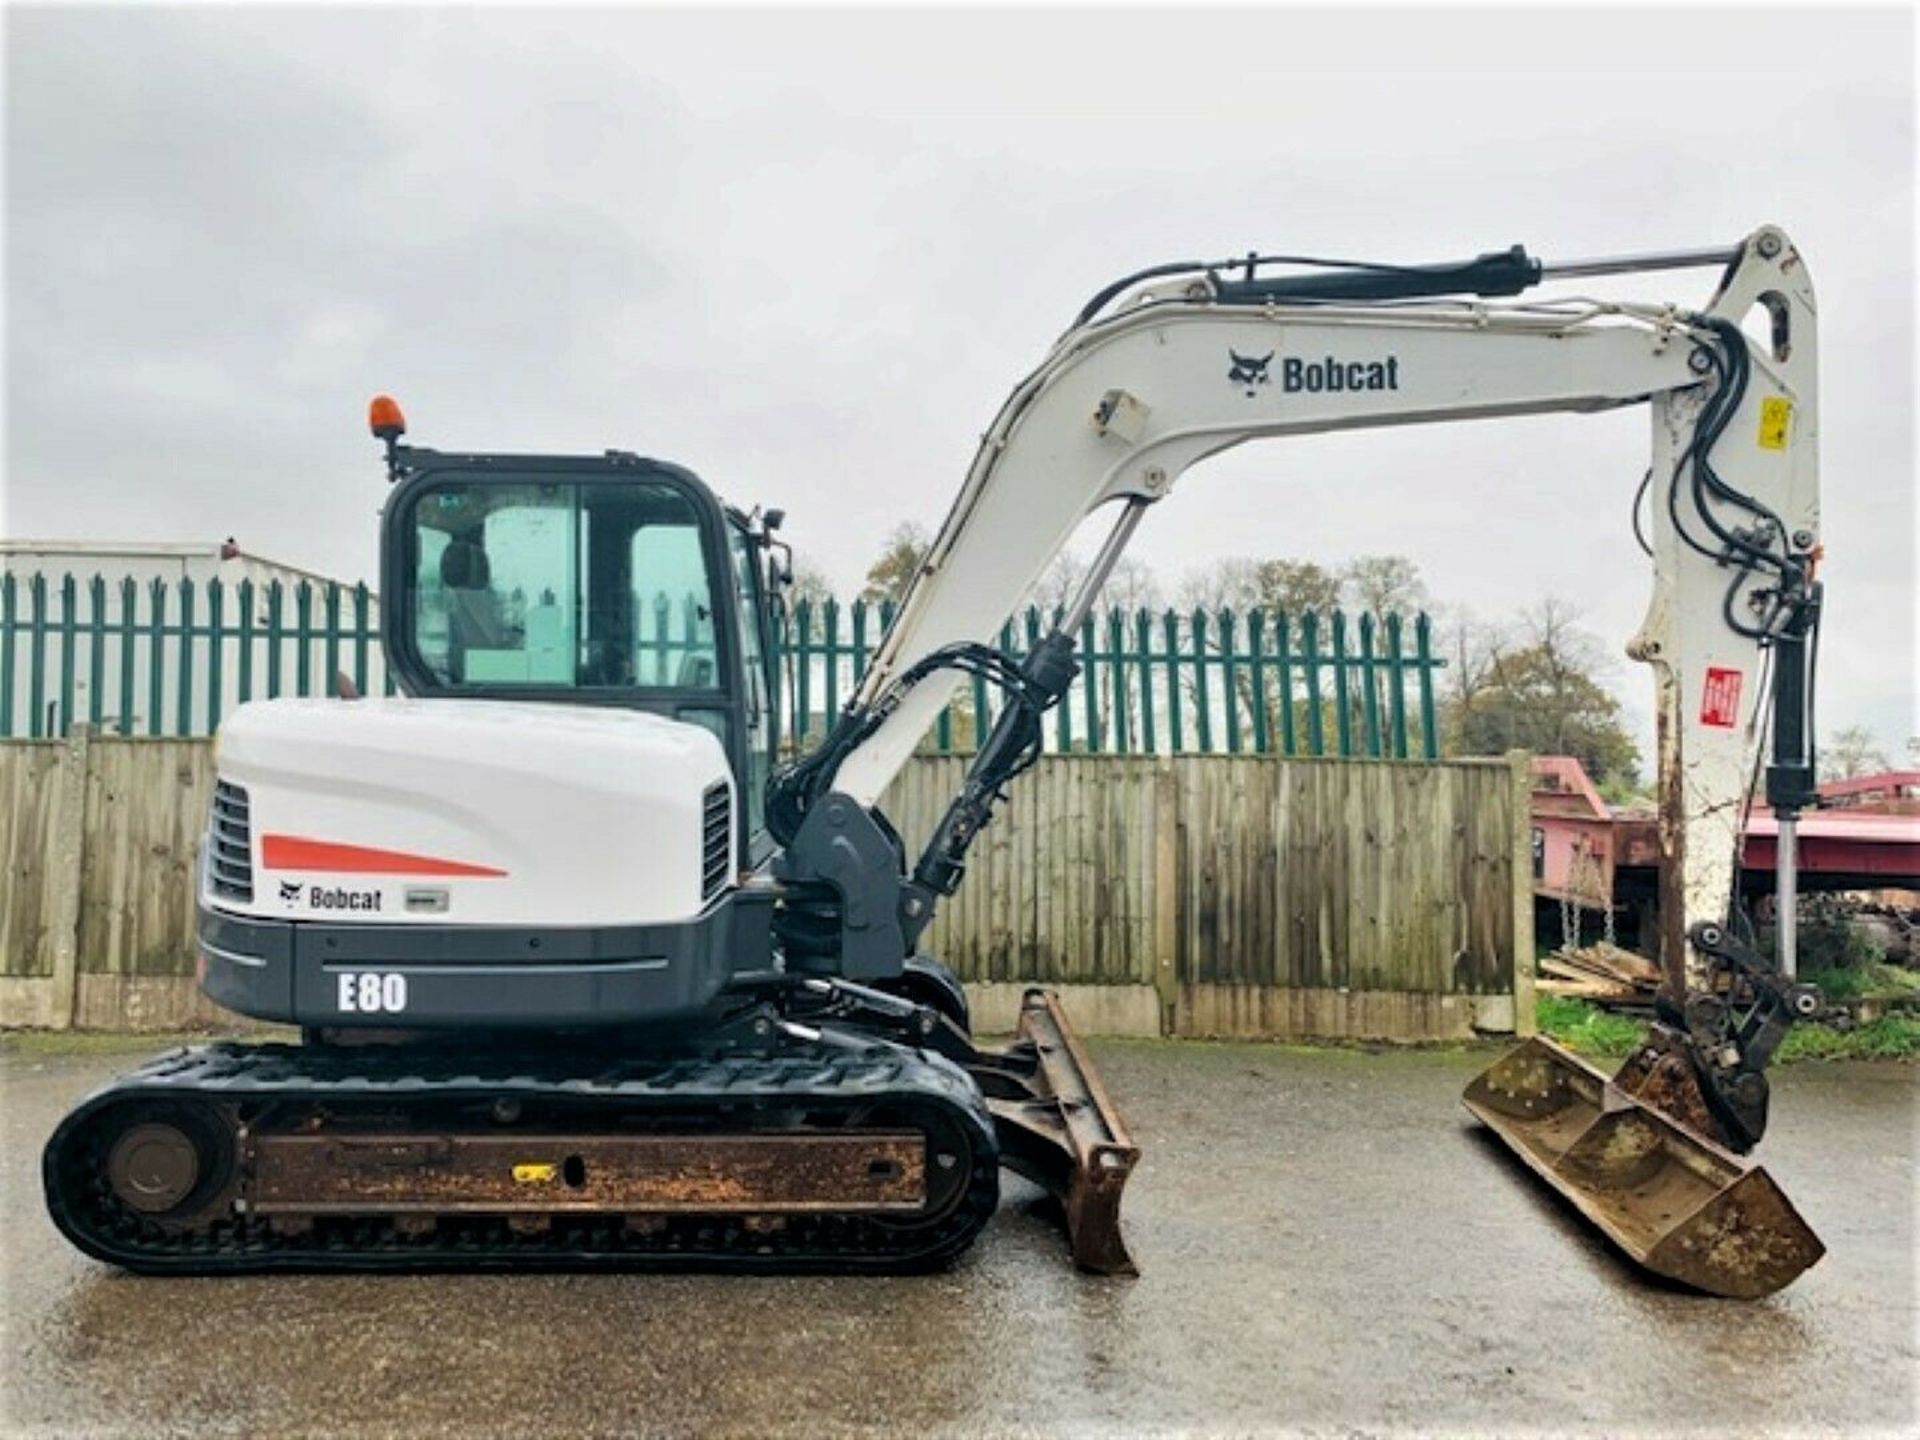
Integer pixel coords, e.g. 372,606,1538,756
968,988,1139,1275
1463,1037,1823,1299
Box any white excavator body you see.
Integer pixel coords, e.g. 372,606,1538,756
209,698,731,930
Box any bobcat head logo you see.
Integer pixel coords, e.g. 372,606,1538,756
1228,349,1274,395
278,880,303,905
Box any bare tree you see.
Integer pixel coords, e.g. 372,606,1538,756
1029,549,1091,618
1030,550,1161,620
1098,556,1163,614
1822,725,1890,781
1343,554,1428,616
1446,596,1640,784
1175,556,1263,613
1028,550,1164,745
787,564,834,610
1431,603,1511,711
1172,557,1342,742
1175,556,1339,617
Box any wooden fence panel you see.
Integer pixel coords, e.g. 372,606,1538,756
1165,757,1519,994
3,738,1526,1040
79,739,213,978
876,752,1525,1040
0,741,62,978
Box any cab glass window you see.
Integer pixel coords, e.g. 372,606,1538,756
728,525,774,836
406,478,720,690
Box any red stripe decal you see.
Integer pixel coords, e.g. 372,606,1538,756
261,835,507,878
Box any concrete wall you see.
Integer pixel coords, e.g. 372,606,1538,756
0,735,1532,1040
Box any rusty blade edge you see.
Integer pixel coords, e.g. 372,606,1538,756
1018,988,1140,1275
1021,987,1139,1159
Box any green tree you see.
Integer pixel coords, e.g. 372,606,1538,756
1176,556,1341,617
1176,556,1345,743
1447,598,1639,786
859,522,931,607
1253,558,1343,617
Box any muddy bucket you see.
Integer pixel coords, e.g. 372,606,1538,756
1463,1038,1823,1299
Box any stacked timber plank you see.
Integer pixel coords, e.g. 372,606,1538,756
1537,943,1661,1011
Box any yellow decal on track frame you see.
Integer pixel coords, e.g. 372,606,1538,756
1758,396,1793,451
512,1163,557,1184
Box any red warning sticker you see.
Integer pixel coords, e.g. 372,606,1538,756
1700,667,1743,728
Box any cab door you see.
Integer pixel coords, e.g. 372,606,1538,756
726,521,778,864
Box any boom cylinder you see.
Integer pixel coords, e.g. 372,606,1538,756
903,499,1155,940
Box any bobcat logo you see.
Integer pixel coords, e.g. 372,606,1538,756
1228,349,1274,395
278,880,303,905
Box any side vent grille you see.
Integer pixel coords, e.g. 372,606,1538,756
700,781,732,901
208,780,254,904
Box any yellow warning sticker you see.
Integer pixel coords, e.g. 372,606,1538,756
1758,396,1793,450
512,1163,557,1184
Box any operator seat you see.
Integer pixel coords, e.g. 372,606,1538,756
440,541,507,680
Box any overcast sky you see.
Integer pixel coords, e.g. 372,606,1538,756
6,4,1914,755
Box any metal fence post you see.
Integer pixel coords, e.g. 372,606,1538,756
0,573,15,738
1301,611,1324,755
86,575,106,728
146,578,165,737
1359,612,1383,758
1273,609,1295,756
1134,609,1157,754
1331,610,1352,758
1415,612,1440,760
176,579,196,736
1385,612,1409,759
117,577,136,735
27,573,48,739
57,574,77,736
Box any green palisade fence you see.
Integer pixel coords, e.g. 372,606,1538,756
0,572,388,741
777,599,1444,761
0,572,1444,759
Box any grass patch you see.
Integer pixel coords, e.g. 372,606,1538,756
1535,995,1920,1063
1,1025,293,1057
1778,1013,1920,1061
1802,962,1920,1002
1534,995,1647,1058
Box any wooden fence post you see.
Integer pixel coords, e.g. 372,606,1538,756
48,722,92,1030
1509,749,1537,1037
1152,760,1181,1036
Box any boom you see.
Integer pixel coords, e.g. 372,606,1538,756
786,227,1817,1005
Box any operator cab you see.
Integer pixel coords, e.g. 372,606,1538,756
376,406,786,867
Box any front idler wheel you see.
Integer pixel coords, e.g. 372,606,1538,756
100,1103,235,1224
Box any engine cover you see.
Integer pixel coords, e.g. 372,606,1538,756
207,698,734,929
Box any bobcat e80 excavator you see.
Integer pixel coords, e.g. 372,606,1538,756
46,225,1826,1297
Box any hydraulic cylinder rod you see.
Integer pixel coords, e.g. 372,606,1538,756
1542,245,1742,281
1764,584,1823,980
1776,819,1800,980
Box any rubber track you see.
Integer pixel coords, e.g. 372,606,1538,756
43,1041,1001,1275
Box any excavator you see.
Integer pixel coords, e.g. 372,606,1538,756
46,224,1825,1298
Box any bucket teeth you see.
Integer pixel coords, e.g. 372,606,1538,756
1464,1037,1824,1299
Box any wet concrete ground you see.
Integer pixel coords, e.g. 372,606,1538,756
2,1035,1913,1438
